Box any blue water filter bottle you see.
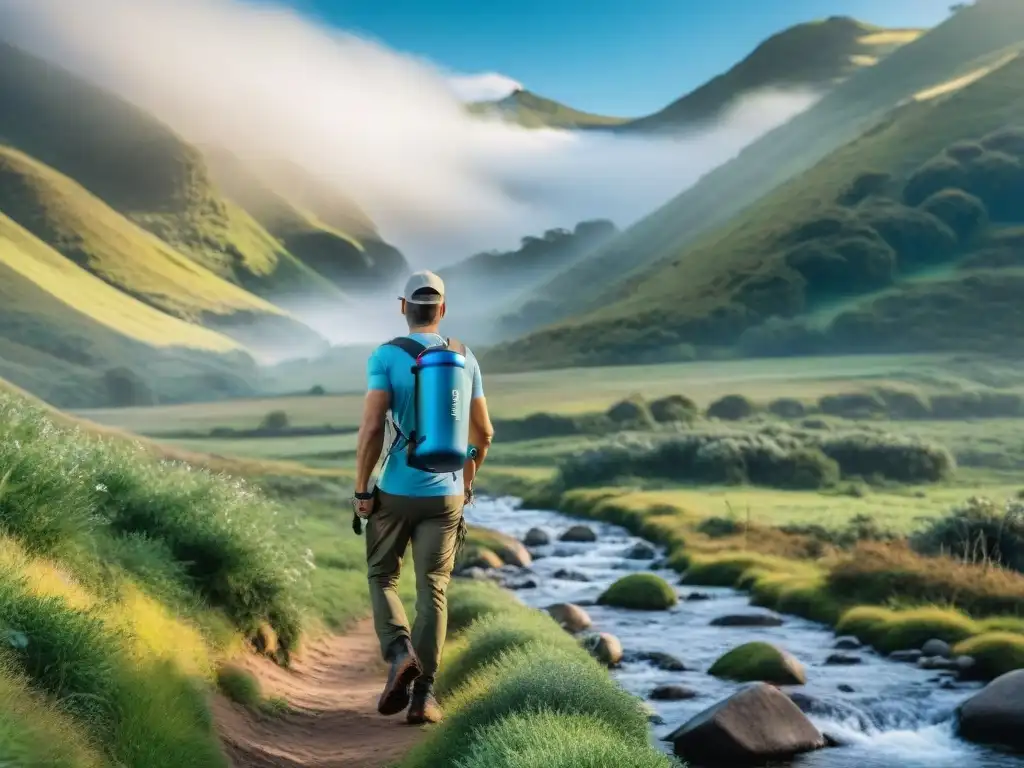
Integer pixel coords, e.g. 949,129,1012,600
411,346,470,472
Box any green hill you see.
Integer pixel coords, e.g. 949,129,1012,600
205,150,408,294
501,0,1024,347
487,43,1024,369
0,40,378,301
468,89,630,129
468,17,920,133
622,17,922,134
0,211,260,407
0,146,328,358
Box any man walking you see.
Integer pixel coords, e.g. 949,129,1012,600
352,270,494,725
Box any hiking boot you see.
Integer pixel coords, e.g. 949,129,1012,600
406,681,443,725
377,638,422,716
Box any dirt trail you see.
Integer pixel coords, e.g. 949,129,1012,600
215,618,425,768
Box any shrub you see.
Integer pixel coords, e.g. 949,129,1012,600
308,385,326,396
453,711,677,768
597,573,677,611
605,396,655,429
980,126,1024,158
818,392,887,420
928,391,1023,419
491,412,604,443
911,496,1024,573
402,647,650,768
953,632,1024,680
784,237,895,297
768,398,806,418
861,203,958,270
919,188,988,243
904,156,968,206
437,610,582,699
818,431,955,483
945,141,985,162
103,367,155,408
697,516,745,538
737,316,827,357
836,170,892,205
874,388,931,419
707,394,755,421
649,394,698,423
962,150,1024,221
216,664,262,708
258,410,289,432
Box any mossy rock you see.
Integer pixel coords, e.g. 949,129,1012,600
953,632,1024,681
708,642,806,686
597,573,677,611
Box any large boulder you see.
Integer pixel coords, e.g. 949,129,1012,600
460,547,504,570
546,603,592,633
623,541,657,560
598,573,678,611
667,683,825,764
650,684,697,701
956,669,1024,752
709,642,806,686
710,612,785,628
560,524,598,543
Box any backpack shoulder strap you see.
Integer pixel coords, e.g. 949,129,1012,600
385,336,427,359
445,337,466,355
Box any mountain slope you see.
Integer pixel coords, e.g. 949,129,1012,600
0,212,257,406
486,44,1024,369
622,17,922,134
0,40,361,302
508,0,1024,338
468,90,630,129
205,151,408,295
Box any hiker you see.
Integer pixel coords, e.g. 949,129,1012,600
352,270,494,725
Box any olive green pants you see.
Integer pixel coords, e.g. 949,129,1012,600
365,490,464,681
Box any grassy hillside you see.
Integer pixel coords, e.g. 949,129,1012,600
0,211,268,407
0,40,360,302
205,150,407,295
468,89,630,129
509,1,1024,337
489,44,1024,369
623,17,922,134
468,17,920,133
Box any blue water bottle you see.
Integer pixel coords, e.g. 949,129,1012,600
409,345,470,473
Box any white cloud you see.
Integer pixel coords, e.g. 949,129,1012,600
0,0,819,278
446,72,522,102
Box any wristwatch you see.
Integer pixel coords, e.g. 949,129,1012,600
467,445,479,460
354,491,373,501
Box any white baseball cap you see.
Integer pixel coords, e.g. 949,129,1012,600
401,270,446,304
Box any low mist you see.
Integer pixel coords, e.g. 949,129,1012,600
1,0,819,273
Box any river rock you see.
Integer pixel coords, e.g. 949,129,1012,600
553,568,591,582
523,527,550,547
889,649,923,663
627,650,688,671
824,653,862,666
833,636,862,650
685,591,713,601
650,684,698,701
956,669,1024,752
921,638,952,658
667,683,825,763
457,566,500,581
837,684,855,693
546,603,592,633
623,542,657,560
918,655,957,672
710,612,785,628
709,642,806,686
505,577,538,590
560,525,597,543
582,632,623,667
461,547,504,570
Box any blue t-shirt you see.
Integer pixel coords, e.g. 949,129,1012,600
367,332,484,497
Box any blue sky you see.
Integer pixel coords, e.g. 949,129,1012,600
278,0,955,115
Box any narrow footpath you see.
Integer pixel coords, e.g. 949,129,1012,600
215,619,425,768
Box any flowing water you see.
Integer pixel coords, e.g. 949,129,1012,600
464,496,1023,768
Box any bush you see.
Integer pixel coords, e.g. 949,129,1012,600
929,391,1023,419
904,156,968,206
919,189,988,243
605,396,655,429
818,431,955,483
911,497,1024,573
768,398,806,419
861,203,958,270
836,170,892,205
259,410,289,432
874,388,931,419
945,141,985,162
953,632,1024,681
402,647,650,768
980,126,1024,158
308,385,326,396
452,711,677,768
491,412,604,443
707,394,755,421
835,605,977,653
597,573,677,611
216,664,262,708
103,367,155,408
649,394,698,423
737,316,827,357
818,392,887,420
962,150,1024,221
784,237,895,297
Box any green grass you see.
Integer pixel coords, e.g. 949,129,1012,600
467,90,630,129
216,663,263,708
494,2,1024,366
